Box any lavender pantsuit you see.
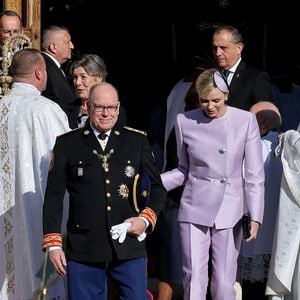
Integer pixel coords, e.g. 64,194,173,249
161,106,264,300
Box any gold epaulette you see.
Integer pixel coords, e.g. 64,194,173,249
124,126,147,136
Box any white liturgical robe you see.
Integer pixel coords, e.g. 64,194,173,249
266,130,300,300
0,83,70,299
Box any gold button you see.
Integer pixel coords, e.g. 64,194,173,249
107,206,112,211
105,179,110,184
76,224,79,228
106,192,111,197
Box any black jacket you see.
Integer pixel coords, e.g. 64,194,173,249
228,60,272,111
43,124,167,263
42,53,79,128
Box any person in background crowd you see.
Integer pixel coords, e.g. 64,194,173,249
160,68,265,300
0,10,22,47
70,53,127,128
42,82,167,299
0,10,23,98
0,48,70,299
271,69,300,132
163,61,208,170
212,25,272,111
237,101,283,300
212,25,273,298
41,24,79,129
266,128,300,299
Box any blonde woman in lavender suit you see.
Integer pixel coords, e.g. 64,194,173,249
160,68,265,300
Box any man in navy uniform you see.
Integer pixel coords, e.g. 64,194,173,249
42,82,167,300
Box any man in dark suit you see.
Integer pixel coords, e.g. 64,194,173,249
42,82,167,299
212,25,272,111
212,25,273,299
41,25,79,128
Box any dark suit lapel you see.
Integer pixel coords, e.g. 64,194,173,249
229,60,246,94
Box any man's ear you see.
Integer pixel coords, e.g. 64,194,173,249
35,66,42,81
48,42,56,54
236,42,244,55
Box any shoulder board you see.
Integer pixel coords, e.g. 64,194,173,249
57,127,81,138
123,126,147,136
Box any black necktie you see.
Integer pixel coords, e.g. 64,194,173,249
60,66,66,77
98,132,107,140
222,70,230,78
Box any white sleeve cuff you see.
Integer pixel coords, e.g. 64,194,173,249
139,216,149,228
49,246,62,251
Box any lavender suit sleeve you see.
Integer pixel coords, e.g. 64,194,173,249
244,113,265,224
161,113,188,191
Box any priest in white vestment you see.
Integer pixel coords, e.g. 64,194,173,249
0,49,70,299
266,129,300,300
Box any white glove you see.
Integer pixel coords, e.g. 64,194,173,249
137,232,146,242
110,222,131,243
110,222,147,243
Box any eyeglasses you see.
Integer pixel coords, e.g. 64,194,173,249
91,103,119,113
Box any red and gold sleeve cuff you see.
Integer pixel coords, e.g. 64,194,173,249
139,207,157,233
42,233,62,250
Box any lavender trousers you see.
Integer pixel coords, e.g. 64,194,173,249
179,222,243,300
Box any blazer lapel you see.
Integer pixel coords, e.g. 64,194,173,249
229,60,246,94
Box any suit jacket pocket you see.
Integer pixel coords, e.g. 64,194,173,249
67,214,92,254
68,214,92,232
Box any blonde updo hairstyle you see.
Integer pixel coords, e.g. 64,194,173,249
195,68,229,100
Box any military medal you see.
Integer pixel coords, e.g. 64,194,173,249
93,149,114,172
118,183,129,199
124,165,135,178
101,154,110,172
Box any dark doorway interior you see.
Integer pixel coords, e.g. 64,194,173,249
41,1,299,133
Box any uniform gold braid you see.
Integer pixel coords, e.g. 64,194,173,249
42,233,62,250
123,126,147,136
132,173,140,213
139,207,157,232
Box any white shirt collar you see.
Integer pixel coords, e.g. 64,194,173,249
90,124,111,138
229,58,242,73
42,52,61,68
